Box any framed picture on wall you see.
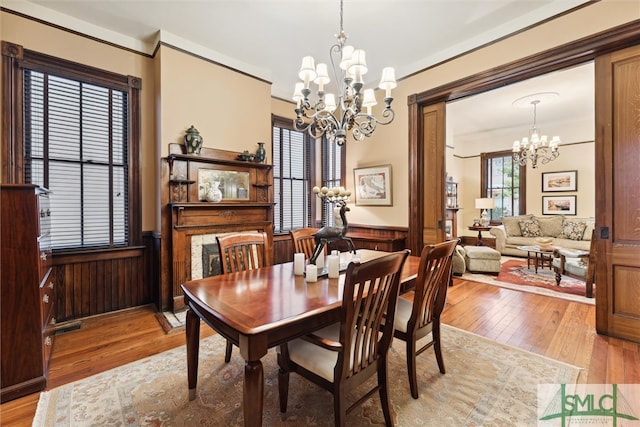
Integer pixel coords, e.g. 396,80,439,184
354,165,393,206
542,195,577,215
542,170,577,192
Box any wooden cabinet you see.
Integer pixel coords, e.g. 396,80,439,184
327,225,407,253
445,179,460,239
446,181,458,209
1,184,55,402
445,208,460,239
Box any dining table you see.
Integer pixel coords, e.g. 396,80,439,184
181,249,420,427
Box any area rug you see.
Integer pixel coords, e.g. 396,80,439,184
33,325,580,426
462,259,594,305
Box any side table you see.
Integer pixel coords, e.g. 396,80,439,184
468,225,492,246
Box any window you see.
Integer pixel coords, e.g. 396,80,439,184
272,116,313,233
272,116,345,233
2,43,141,251
481,150,526,222
320,137,345,227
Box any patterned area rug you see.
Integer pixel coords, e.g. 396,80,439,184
498,259,590,296
33,325,580,426
462,258,594,305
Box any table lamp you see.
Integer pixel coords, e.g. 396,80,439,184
475,198,495,226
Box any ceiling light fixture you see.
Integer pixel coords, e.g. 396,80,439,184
292,0,396,145
512,93,560,168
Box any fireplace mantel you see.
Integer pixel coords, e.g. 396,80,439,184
159,144,274,312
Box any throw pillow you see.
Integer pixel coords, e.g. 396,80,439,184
537,216,564,237
519,219,541,237
502,214,533,237
558,221,587,240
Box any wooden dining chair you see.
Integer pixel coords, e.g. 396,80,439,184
216,231,273,362
290,227,320,260
277,250,410,427
393,239,459,399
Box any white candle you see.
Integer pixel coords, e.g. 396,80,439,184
315,250,324,269
327,255,340,278
294,253,305,275
306,264,317,282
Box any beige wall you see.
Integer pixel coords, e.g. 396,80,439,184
2,0,638,234
1,11,272,231
158,46,272,158
1,11,159,230
450,142,596,238
344,0,638,227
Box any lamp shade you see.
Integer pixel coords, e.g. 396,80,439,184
475,198,495,210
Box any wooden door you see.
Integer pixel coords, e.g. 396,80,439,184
595,44,640,343
422,103,446,246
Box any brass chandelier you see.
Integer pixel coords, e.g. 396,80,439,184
292,0,396,145
512,94,560,169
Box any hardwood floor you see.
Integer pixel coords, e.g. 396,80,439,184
2,279,639,425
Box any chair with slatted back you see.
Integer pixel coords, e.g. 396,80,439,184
277,250,410,426
393,239,459,399
290,228,320,260
216,231,273,362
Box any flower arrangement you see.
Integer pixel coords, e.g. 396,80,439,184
312,186,351,206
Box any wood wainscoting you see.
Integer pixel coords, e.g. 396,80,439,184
52,243,151,322
273,224,408,264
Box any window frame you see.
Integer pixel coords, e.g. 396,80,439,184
271,115,314,234
1,41,142,250
480,150,526,223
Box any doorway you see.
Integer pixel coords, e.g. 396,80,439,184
445,62,595,240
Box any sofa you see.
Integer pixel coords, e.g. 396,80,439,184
489,214,593,257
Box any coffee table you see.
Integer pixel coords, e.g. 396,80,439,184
517,245,554,273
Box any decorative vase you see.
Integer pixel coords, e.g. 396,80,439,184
205,181,223,203
184,125,203,155
255,142,267,163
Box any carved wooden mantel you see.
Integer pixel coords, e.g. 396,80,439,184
160,144,273,312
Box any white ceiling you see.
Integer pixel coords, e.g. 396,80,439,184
4,0,596,150
448,62,595,156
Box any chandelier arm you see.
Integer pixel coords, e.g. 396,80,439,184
292,0,396,145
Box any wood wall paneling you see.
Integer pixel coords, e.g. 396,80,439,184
53,248,147,322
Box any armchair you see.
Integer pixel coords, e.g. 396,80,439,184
552,230,595,298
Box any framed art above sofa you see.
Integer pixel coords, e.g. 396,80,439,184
542,195,577,215
542,170,577,192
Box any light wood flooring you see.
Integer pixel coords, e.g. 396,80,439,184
2,278,639,426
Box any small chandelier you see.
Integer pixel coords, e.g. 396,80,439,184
512,95,560,168
292,0,396,146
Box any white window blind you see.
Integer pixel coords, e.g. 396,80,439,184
23,69,129,250
273,118,312,233
321,137,344,227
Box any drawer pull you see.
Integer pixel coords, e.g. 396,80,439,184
43,294,49,303
48,281,54,289
45,336,52,346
